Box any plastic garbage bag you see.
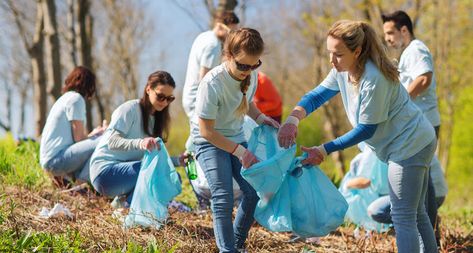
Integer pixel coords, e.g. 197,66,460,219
242,125,348,237
288,156,349,237
242,125,296,232
125,138,182,229
339,148,391,232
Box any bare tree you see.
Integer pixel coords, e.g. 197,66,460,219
42,0,62,101
76,0,105,131
92,0,154,119
3,0,47,137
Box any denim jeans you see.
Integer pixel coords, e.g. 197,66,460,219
387,139,438,253
45,136,101,182
92,161,141,203
368,194,445,225
195,142,259,253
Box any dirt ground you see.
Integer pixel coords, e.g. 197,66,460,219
1,186,471,252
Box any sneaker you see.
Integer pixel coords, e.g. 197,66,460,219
111,195,129,209
287,234,304,243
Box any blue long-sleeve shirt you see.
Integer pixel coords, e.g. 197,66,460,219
297,86,378,154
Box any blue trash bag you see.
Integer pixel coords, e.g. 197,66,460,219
339,148,391,232
125,138,182,228
241,125,348,237
242,125,296,232
288,155,349,238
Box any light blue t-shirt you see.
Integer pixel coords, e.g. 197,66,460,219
320,61,435,162
182,30,222,118
191,63,258,145
90,99,153,182
40,91,86,168
399,39,440,127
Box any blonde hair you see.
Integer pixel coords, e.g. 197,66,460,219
223,28,264,117
328,20,399,84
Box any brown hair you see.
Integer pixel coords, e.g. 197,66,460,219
328,20,399,84
139,71,175,141
62,66,96,99
223,28,264,117
214,11,240,26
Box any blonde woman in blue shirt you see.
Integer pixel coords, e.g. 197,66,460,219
278,20,437,253
191,28,279,252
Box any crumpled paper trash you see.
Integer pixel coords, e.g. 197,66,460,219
39,203,73,219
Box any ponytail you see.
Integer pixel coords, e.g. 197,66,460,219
328,20,399,84
234,75,251,117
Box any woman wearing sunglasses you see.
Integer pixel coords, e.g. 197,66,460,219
89,71,176,206
191,28,279,252
278,20,437,253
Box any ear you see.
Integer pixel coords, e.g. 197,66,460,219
400,26,410,36
355,46,362,58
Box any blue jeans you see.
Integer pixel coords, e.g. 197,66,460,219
195,142,259,253
386,139,438,253
45,136,101,182
368,182,445,225
92,161,141,203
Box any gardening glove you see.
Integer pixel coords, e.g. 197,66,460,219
140,137,161,151
232,144,259,168
278,115,300,148
255,113,280,129
301,145,327,165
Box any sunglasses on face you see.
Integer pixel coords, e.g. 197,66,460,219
234,59,262,72
152,90,175,103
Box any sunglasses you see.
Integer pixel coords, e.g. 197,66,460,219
234,59,262,72
152,90,175,103
290,164,304,178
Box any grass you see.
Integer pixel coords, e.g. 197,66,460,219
0,125,472,252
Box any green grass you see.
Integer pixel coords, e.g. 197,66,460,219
0,134,49,190
1,111,473,251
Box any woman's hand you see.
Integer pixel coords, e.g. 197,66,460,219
232,144,259,168
256,113,280,129
278,120,298,148
88,120,108,137
140,137,161,151
301,145,327,165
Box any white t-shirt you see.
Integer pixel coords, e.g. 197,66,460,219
320,61,435,162
40,91,86,167
182,30,222,118
191,63,258,145
399,39,440,127
90,99,153,181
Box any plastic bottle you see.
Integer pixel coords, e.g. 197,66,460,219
185,155,198,180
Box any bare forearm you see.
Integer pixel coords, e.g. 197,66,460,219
201,128,238,153
346,177,371,189
248,102,262,121
292,106,307,119
407,73,432,99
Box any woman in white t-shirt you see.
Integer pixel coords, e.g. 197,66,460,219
191,28,279,252
278,20,437,253
90,71,176,205
40,66,106,185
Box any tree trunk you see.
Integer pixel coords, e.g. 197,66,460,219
31,3,47,138
67,0,78,67
42,0,62,101
0,82,10,131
